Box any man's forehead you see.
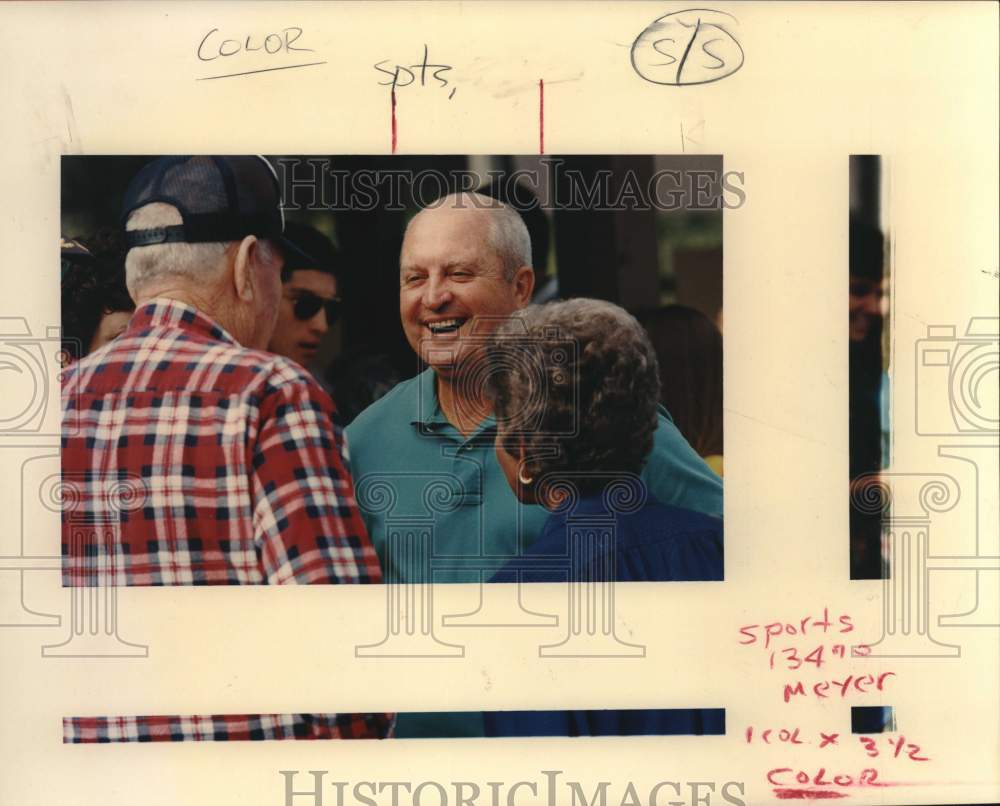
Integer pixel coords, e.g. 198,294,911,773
401,206,496,266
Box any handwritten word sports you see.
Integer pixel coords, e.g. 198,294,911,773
739,608,853,649
375,45,456,98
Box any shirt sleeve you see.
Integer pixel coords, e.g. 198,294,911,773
641,409,724,517
249,373,382,584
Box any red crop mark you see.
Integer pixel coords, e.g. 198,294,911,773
391,87,398,154
538,79,544,154
773,790,848,800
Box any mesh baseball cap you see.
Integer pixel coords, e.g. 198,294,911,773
121,155,315,264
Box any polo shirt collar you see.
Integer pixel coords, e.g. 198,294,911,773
410,368,497,441
129,298,237,345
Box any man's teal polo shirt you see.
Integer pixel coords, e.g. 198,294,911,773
344,368,723,738
345,368,722,584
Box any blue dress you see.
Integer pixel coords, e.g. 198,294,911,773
484,494,724,738
493,494,723,584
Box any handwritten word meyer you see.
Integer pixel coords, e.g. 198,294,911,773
783,672,895,703
375,45,457,98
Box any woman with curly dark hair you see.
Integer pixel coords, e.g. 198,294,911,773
483,298,723,737
61,228,135,363
487,297,723,584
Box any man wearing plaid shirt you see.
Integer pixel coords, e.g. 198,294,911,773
61,156,390,742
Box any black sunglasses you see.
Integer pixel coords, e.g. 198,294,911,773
291,292,342,324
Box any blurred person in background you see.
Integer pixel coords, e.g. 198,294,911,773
849,214,888,579
268,221,342,372
638,304,724,476
325,346,402,426
60,229,134,364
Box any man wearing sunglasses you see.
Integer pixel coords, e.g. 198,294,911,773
269,221,342,370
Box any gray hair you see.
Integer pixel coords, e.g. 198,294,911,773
486,298,661,494
410,192,532,282
482,196,532,281
124,203,279,295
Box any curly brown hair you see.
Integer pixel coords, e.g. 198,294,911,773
486,298,661,495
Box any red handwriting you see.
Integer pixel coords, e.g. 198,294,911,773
783,672,895,702
767,768,884,788
859,734,930,761
390,88,398,154
773,790,847,800
739,608,854,650
747,726,930,762
538,79,545,155
769,643,871,670
746,726,804,745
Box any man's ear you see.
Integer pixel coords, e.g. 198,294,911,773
512,265,535,306
232,235,259,302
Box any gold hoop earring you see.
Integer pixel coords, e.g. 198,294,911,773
518,467,534,486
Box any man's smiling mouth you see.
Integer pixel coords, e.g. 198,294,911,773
425,318,467,335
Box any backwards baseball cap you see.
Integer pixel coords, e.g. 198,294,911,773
280,221,341,279
121,155,315,264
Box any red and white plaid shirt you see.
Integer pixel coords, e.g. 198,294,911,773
61,298,389,741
